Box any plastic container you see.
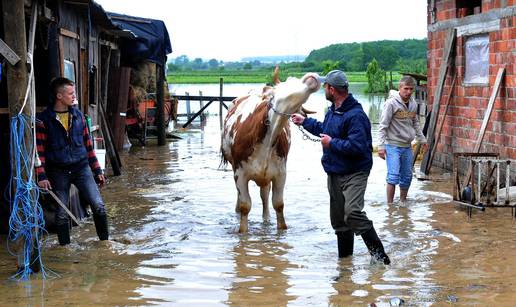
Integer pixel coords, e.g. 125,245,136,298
95,149,106,170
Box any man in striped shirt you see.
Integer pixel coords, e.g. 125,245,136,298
36,77,108,245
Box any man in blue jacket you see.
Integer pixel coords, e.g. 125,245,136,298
291,70,390,264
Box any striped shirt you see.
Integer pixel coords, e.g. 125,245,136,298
36,113,102,181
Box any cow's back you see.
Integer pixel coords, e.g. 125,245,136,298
221,94,290,175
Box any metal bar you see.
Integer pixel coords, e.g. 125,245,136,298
506,161,510,204
478,160,481,204
454,200,486,211
497,162,500,204
47,190,82,227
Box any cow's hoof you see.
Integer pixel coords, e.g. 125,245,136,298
277,224,288,231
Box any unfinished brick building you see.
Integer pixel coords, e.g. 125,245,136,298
425,0,515,181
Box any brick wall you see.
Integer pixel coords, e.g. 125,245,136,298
427,0,515,179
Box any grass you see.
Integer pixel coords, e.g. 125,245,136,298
167,70,385,84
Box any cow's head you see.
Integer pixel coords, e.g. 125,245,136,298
266,70,321,117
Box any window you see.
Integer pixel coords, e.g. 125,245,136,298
464,35,489,84
64,59,76,82
456,0,481,17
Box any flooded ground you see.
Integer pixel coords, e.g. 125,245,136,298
0,116,515,306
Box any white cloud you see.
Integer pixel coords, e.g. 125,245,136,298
96,0,427,61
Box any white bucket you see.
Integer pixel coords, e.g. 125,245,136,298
95,149,106,170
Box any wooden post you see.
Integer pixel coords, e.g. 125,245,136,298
420,28,456,174
2,0,36,272
425,73,457,174
156,63,165,146
107,67,130,150
219,77,223,130
199,90,205,121
185,91,191,120
461,67,506,188
3,0,28,116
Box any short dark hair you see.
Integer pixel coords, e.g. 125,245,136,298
331,84,348,95
50,77,75,97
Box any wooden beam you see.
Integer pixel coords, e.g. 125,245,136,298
59,28,80,40
156,64,166,145
2,0,28,116
172,95,236,102
462,67,506,188
99,39,118,49
0,38,21,65
426,73,457,174
420,28,456,174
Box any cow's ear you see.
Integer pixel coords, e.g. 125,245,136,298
273,66,280,85
262,86,273,96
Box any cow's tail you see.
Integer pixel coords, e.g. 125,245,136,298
219,145,228,170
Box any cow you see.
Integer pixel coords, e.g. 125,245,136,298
221,68,321,233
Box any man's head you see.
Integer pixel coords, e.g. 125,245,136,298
398,76,416,102
321,70,349,102
51,77,76,107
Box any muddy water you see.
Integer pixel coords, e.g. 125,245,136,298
1,118,516,306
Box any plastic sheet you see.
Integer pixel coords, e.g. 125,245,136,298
464,35,489,84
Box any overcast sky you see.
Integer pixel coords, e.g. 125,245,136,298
95,0,428,62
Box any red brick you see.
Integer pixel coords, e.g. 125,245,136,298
503,111,516,122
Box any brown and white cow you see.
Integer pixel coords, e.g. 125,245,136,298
221,69,320,233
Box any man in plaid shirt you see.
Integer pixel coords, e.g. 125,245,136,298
36,77,109,245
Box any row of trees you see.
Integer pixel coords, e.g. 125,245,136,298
167,38,428,79
168,55,264,71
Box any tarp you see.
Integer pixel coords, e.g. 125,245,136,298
107,12,172,65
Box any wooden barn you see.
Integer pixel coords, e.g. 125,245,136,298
0,0,171,233
423,0,515,186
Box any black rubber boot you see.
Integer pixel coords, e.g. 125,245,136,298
361,226,390,265
56,223,71,246
93,214,109,241
337,230,354,258
30,241,41,273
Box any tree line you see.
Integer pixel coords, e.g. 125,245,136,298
167,38,427,75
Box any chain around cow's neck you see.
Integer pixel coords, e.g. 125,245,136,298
267,95,294,117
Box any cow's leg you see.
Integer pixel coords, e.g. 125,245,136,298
272,174,287,230
236,175,252,233
234,173,241,213
260,183,271,219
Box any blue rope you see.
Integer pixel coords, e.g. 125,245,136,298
7,114,50,280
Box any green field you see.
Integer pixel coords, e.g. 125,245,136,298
166,70,394,84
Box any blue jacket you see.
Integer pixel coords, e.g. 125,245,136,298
302,94,373,175
36,106,88,169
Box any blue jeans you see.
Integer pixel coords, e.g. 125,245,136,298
385,144,413,189
47,163,106,225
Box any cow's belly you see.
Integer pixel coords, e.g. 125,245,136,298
236,149,286,186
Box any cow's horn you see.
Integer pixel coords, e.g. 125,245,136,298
273,66,280,85
301,106,316,115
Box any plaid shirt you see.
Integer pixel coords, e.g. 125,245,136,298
36,112,102,181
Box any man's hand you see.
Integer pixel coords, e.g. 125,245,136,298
290,114,305,126
38,179,52,190
378,148,386,160
320,133,332,148
422,143,429,152
96,174,106,187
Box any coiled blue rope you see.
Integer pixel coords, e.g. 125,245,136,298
7,114,49,280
